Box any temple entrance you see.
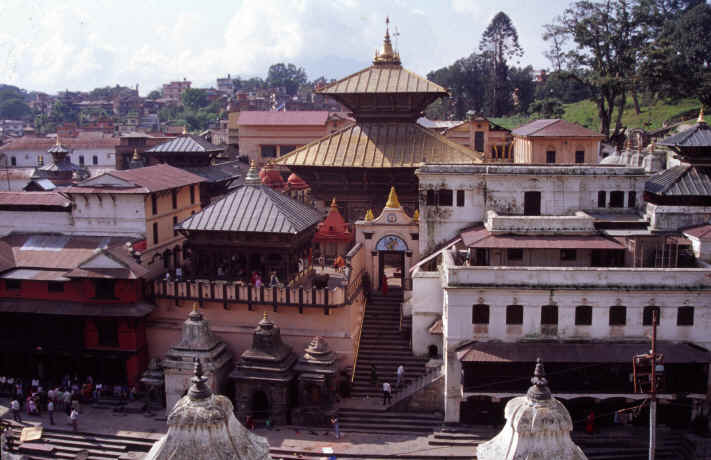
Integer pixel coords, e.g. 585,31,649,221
375,235,408,296
251,390,270,420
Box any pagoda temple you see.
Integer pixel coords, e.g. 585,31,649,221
274,18,482,221
313,198,354,259
28,136,89,187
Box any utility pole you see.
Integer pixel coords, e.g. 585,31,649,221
649,310,657,460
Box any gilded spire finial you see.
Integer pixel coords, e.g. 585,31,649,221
385,186,401,209
364,209,374,221
56,134,60,146
132,148,140,161
192,302,198,313
182,125,188,135
244,159,260,185
699,107,705,124
330,197,337,208
373,16,401,66
413,209,419,222
263,311,268,321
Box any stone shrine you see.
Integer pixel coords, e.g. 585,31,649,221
230,313,297,425
292,336,338,425
161,305,233,412
477,359,587,460
145,359,271,460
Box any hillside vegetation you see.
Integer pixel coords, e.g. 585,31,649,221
491,97,702,133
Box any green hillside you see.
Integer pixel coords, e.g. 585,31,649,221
492,97,702,133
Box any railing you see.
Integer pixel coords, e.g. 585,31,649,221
350,295,368,384
388,364,444,409
153,272,364,313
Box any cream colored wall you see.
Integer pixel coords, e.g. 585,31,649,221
514,137,600,164
443,121,512,162
146,296,364,372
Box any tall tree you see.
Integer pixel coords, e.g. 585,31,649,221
547,1,641,140
479,12,524,116
265,63,308,96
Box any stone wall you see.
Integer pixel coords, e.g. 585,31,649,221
392,374,444,414
682,434,711,460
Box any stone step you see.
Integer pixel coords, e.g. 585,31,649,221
338,409,442,420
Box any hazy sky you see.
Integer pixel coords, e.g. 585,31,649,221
0,0,573,95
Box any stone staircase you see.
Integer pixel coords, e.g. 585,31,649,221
429,425,683,460
351,289,429,399
5,426,156,459
337,408,444,435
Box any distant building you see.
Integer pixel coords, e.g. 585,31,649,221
419,114,513,162
162,80,192,103
216,74,235,94
512,119,604,164
0,132,119,168
0,119,25,137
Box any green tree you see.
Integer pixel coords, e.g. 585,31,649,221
0,98,32,120
528,98,565,118
479,12,524,117
147,90,161,100
265,63,308,96
181,88,209,111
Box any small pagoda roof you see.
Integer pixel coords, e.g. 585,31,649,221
657,119,711,148
318,65,448,96
147,134,224,154
645,164,711,196
178,166,323,234
314,199,353,243
273,122,482,168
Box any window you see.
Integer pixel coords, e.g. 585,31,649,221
643,306,661,326
151,195,158,215
438,189,453,206
425,190,436,206
628,191,636,208
5,279,21,290
609,191,624,208
280,145,296,156
575,150,585,163
546,150,556,163
523,191,541,216
609,306,627,326
92,155,98,165
474,131,485,152
456,190,465,207
560,249,577,261
10,156,16,166
677,306,694,326
190,185,195,204
173,216,178,237
575,306,593,326
96,319,118,347
79,155,85,166
171,189,178,209
261,145,277,158
47,281,64,293
94,279,116,300
507,248,523,261
541,305,558,325
597,191,606,208
472,304,490,324
153,222,159,244
506,305,523,325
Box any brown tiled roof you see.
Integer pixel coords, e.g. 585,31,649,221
318,65,448,95
237,111,331,126
457,341,710,364
682,224,711,240
67,164,204,194
0,299,155,317
273,122,482,168
512,119,604,138
0,133,119,151
0,191,71,208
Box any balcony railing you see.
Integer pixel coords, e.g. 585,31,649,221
151,269,364,313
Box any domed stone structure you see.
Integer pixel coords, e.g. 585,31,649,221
259,162,285,191
477,359,587,460
292,336,338,425
145,359,272,460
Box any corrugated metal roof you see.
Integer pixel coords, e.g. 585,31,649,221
0,298,155,317
416,117,462,130
0,191,71,208
273,122,482,168
460,227,624,250
512,119,604,138
237,111,330,126
178,184,323,234
318,64,448,95
183,161,246,185
457,341,710,364
147,135,223,153
657,122,711,147
645,165,711,196
0,268,70,281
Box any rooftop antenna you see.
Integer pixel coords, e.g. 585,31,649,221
393,25,400,54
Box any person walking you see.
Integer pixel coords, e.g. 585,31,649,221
11,398,21,423
47,399,55,425
396,364,405,388
330,416,340,439
382,381,392,406
70,408,79,432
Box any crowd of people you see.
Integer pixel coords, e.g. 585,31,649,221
1,374,138,431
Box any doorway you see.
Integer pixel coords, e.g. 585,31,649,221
378,251,405,293
523,191,541,216
251,390,270,420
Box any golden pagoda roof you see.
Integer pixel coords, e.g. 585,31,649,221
317,65,447,95
273,122,482,168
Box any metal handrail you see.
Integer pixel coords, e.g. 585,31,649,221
350,292,369,384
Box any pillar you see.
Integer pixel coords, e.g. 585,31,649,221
444,339,462,423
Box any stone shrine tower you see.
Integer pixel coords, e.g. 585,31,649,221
292,336,337,425
145,359,272,460
230,313,297,425
161,305,233,412
477,359,587,460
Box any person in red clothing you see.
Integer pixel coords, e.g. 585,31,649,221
381,272,388,295
585,410,596,434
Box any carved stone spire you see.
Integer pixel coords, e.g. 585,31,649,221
526,357,552,402
187,357,211,401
